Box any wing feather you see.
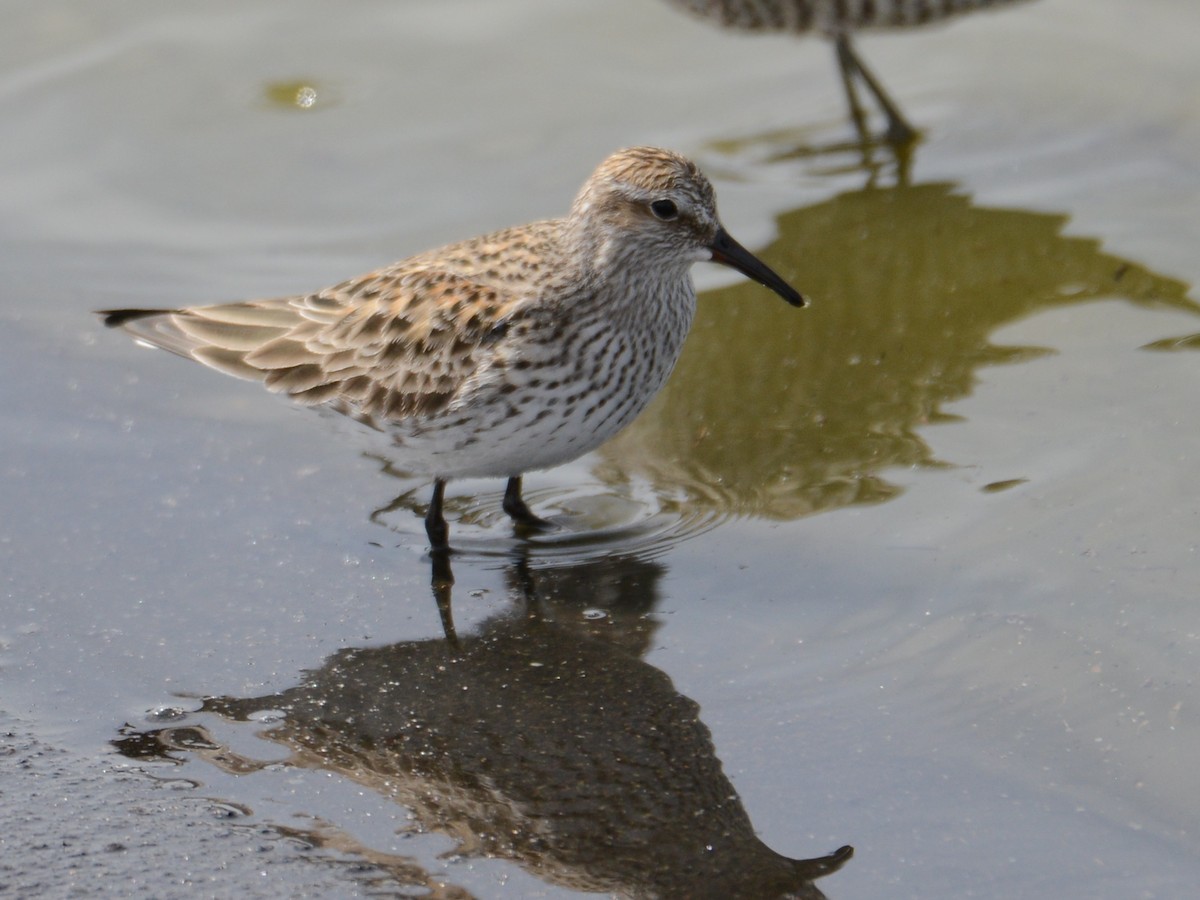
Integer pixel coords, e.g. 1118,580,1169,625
100,265,522,425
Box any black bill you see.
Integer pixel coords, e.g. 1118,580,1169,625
708,227,806,308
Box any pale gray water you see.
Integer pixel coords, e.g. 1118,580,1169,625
3,0,1199,897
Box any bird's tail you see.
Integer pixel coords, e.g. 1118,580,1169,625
96,303,298,382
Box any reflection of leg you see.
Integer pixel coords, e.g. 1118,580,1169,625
835,34,919,146
430,546,458,645
502,476,553,531
424,478,450,550
508,542,540,618
425,479,457,641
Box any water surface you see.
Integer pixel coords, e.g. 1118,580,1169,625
3,0,1199,897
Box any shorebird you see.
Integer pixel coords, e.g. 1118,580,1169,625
664,0,1031,144
101,147,805,550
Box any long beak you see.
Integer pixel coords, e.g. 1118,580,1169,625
708,227,806,308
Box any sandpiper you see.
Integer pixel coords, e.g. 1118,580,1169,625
664,0,1031,143
101,147,804,550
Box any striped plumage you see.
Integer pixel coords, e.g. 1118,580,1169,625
101,147,804,549
667,0,1025,35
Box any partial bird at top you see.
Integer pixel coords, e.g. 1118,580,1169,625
664,0,1033,145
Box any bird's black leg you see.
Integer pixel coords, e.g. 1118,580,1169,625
425,478,450,551
835,34,919,147
502,476,553,532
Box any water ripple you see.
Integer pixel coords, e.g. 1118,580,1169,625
370,473,728,568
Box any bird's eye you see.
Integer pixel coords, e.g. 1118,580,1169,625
650,199,678,220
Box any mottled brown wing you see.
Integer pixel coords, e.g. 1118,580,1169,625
103,265,518,425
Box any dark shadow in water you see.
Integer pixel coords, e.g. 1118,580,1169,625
599,180,1197,520
114,552,853,899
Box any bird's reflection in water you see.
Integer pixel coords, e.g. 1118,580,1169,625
600,180,1198,523
118,551,852,899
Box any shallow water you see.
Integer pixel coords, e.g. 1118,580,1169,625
3,0,1200,897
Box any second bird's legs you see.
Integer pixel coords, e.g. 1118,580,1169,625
834,34,918,147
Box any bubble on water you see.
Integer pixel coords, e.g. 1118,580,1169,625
263,80,326,111
581,608,607,620
247,708,286,724
146,706,187,723
208,801,248,819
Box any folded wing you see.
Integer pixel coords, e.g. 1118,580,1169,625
101,265,517,425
